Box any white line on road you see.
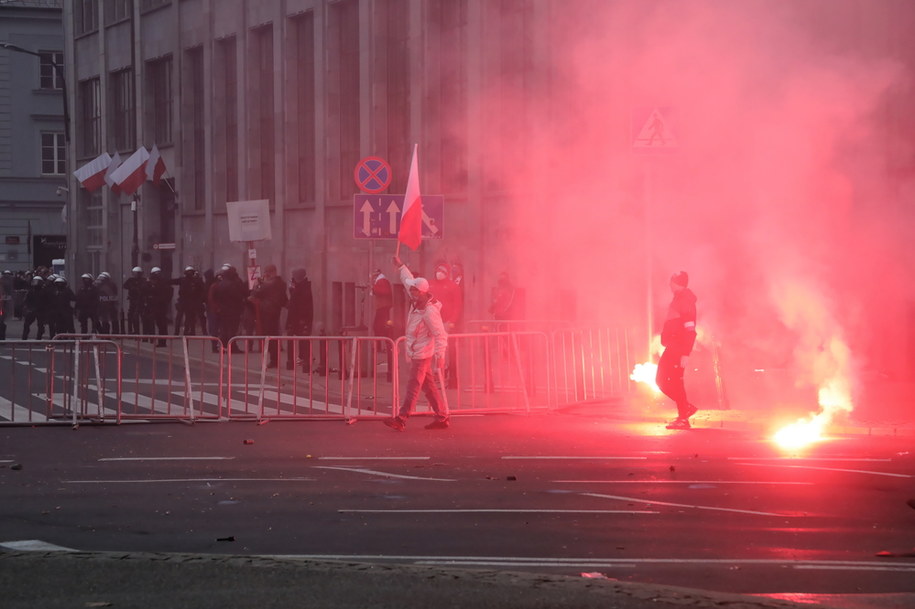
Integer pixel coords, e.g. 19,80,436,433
314,465,455,482
738,462,912,479
501,456,648,460
260,554,915,572
318,456,432,460
0,540,77,552
98,457,235,462
62,477,314,484
580,492,792,517
338,509,657,514
555,480,813,485
729,457,893,462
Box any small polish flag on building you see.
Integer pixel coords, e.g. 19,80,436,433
72,152,112,192
147,144,168,185
104,151,122,193
110,146,149,196
397,144,423,251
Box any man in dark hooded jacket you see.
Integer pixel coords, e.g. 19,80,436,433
656,271,698,430
284,268,313,370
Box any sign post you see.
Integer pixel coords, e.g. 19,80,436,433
226,199,272,289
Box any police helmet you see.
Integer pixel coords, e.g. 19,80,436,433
81,273,93,281
54,277,66,284
31,276,44,286
184,265,195,273
98,272,110,280
132,266,142,274
150,266,162,274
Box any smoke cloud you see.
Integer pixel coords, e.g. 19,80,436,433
483,0,915,415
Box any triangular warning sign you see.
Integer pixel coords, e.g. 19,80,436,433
632,107,678,150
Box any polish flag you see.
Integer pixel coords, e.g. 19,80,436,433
397,144,423,250
72,152,112,192
147,144,167,185
104,151,122,193
110,146,149,196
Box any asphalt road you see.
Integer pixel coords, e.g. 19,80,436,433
2,404,913,606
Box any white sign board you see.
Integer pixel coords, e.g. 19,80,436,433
226,199,272,242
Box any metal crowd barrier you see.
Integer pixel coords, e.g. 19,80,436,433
551,327,633,404
0,339,121,426
55,334,224,422
0,326,636,426
224,335,397,421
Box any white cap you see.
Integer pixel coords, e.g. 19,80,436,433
150,266,161,274
405,276,430,293
132,266,142,273
98,271,110,279
184,266,195,272
81,273,93,280
54,277,66,284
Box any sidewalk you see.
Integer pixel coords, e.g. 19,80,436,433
2,548,894,609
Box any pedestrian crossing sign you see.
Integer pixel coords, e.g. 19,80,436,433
632,106,678,151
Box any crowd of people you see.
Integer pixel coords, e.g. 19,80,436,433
0,264,316,366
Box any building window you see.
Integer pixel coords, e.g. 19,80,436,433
75,0,99,36
291,12,315,204
214,36,238,203
146,56,173,145
39,51,64,90
328,0,359,201
110,68,135,151
84,190,104,248
41,132,66,175
78,78,101,156
429,0,468,194
183,46,205,211
105,0,131,24
248,24,274,204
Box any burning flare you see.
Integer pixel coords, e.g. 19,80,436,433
773,376,853,450
630,361,660,393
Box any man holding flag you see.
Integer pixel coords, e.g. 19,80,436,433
383,145,451,431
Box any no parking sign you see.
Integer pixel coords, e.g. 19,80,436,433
354,156,392,194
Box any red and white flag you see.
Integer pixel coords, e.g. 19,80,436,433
110,146,149,196
147,144,167,185
104,151,122,193
397,144,423,250
72,152,112,192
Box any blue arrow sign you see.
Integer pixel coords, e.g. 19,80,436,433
353,194,444,240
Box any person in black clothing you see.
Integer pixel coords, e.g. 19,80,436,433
0,270,12,339
249,264,288,367
146,267,173,346
22,276,49,339
75,273,100,334
211,265,247,351
51,276,76,336
95,272,119,334
123,267,147,335
174,266,206,336
656,271,699,430
285,268,314,370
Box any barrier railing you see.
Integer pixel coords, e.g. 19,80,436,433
1,326,635,425
551,327,633,404
55,334,224,422
397,331,554,416
0,339,121,426
224,335,398,421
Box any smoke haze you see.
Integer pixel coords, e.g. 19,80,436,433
484,0,915,413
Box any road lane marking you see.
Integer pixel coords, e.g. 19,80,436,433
502,456,648,460
260,554,915,572
314,465,455,482
580,492,792,517
556,480,812,485
0,396,49,423
729,457,893,462
0,540,77,552
62,477,314,484
338,509,657,514
98,457,235,462
738,462,912,479
318,456,431,460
